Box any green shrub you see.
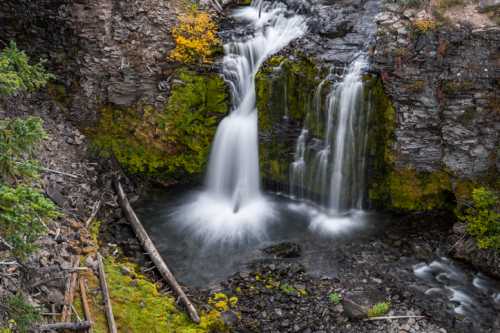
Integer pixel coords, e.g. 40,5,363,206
460,187,500,249
0,117,47,182
0,41,53,95
367,302,391,317
0,185,60,258
328,292,342,304
3,294,41,332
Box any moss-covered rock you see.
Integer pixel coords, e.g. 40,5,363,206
89,68,228,179
256,54,322,185
366,77,454,212
74,258,227,333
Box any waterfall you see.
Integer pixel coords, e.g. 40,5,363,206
175,0,307,243
289,57,370,215
207,1,306,210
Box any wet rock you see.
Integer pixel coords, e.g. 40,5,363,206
373,10,499,178
342,296,368,320
46,183,65,207
478,0,500,12
262,242,302,258
221,310,239,326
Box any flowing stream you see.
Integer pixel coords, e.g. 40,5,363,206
173,0,307,243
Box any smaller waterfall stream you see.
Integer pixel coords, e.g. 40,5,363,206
289,56,370,232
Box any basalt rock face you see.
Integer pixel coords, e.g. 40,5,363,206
298,0,380,64
373,11,500,179
0,0,177,123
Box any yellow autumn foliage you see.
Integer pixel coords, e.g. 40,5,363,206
170,10,220,64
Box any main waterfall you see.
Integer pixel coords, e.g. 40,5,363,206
174,0,307,243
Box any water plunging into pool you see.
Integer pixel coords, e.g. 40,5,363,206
288,57,371,234
173,0,307,243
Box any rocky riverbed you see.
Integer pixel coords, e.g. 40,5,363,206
208,214,500,333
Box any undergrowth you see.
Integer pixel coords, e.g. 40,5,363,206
74,258,228,333
459,187,500,249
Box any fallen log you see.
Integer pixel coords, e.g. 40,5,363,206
35,321,91,331
97,253,117,333
79,277,93,333
114,179,200,323
85,200,101,228
61,256,80,322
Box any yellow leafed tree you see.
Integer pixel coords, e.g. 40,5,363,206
170,10,220,64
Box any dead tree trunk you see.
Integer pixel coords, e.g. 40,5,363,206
35,321,92,331
114,179,200,323
79,277,92,333
61,256,80,322
97,253,117,333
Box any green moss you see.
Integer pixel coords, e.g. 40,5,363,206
256,54,321,184
388,168,453,211
89,68,228,179
88,219,101,245
365,76,397,206
367,302,390,317
77,258,227,333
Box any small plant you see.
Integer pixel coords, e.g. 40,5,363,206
367,302,391,317
328,292,342,304
3,294,41,332
0,117,47,182
460,187,500,250
413,19,437,32
169,8,221,64
0,185,60,258
0,41,53,95
279,283,297,295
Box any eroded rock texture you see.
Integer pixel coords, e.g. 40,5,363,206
373,11,500,178
0,0,177,123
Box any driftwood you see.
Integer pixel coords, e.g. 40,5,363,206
114,179,200,323
61,256,80,322
36,321,92,331
97,253,117,333
85,200,101,228
40,166,81,179
79,277,93,333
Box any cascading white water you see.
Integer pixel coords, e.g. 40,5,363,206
175,0,307,243
328,58,368,212
289,56,370,232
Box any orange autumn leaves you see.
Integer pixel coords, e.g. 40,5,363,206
169,9,221,64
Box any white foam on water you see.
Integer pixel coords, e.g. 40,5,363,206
172,192,276,245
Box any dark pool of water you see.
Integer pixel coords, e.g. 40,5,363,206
135,186,388,287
